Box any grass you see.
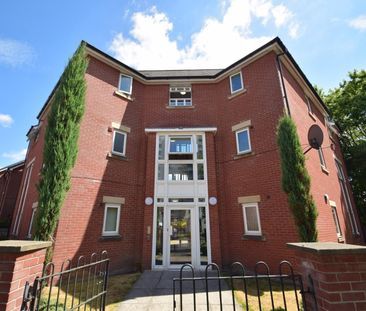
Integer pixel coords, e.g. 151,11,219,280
232,278,303,311
38,272,140,311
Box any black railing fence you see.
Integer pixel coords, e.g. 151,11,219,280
173,261,316,311
21,251,109,311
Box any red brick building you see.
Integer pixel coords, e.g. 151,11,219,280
0,161,25,239
9,37,363,273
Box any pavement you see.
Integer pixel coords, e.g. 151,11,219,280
118,270,241,310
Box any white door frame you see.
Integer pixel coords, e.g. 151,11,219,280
166,206,195,269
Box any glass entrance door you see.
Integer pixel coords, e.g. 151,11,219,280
169,209,192,266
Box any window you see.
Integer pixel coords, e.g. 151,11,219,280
27,204,37,239
169,87,192,106
306,95,313,114
236,128,251,154
102,203,121,236
230,72,243,94
242,203,261,235
168,164,193,181
330,203,342,238
169,137,192,153
119,74,133,94
335,160,359,235
318,147,326,168
112,130,127,156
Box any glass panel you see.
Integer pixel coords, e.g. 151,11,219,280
331,207,342,236
169,154,193,160
155,207,164,265
157,198,164,203
168,198,194,203
231,73,243,92
158,164,164,180
199,206,208,265
197,163,204,180
158,136,165,160
170,209,191,264
170,138,192,153
113,132,125,154
237,130,250,153
119,75,132,93
245,206,259,232
196,135,203,159
198,198,205,202
105,207,118,232
168,164,193,181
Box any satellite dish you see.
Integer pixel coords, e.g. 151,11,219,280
307,124,324,150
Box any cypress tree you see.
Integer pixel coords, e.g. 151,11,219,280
277,115,318,242
34,43,87,242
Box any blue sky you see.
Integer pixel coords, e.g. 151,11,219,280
0,0,365,167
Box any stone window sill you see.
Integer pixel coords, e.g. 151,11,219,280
107,152,128,161
337,236,345,243
242,234,266,241
228,88,247,100
321,165,329,175
166,105,195,109
100,234,122,241
114,90,134,101
233,151,255,160
308,111,317,121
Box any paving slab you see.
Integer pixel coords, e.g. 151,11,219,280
118,270,241,310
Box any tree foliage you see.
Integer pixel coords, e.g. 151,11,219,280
318,70,366,230
277,115,318,242
34,43,87,241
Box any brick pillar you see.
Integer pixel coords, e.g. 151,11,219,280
288,242,366,311
0,240,51,311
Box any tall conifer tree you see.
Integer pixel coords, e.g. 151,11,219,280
34,43,87,241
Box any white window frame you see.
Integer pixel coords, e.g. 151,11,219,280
27,204,37,239
169,87,192,107
112,130,127,156
102,203,121,236
330,202,342,238
118,74,133,95
230,72,244,94
169,136,193,154
318,147,326,169
235,127,252,154
242,203,262,236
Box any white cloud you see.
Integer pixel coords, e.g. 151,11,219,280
0,38,34,67
2,149,27,162
0,114,13,127
349,15,366,31
109,0,300,69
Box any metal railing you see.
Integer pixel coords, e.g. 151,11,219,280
173,260,316,311
21,251,109,311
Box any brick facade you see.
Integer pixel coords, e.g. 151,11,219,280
10,38,364,273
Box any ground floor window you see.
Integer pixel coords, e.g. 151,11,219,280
242,203,262,236
330,203,343,238
102,203,121,236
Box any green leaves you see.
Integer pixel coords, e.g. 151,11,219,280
277,115,318,242
34,43,87,241
320,70,366,232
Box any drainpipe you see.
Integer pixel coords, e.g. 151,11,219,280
276,53,291,117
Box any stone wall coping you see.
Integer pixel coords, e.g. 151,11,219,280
287,242,366,255
0,240,52,253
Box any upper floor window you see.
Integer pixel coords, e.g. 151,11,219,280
230,72,243,94
169,87,192,106
242,203,262,236
112,130,127,156
330,202,342,239
236,128,251,154
169,137,192,153
318,147,326,168
119,74,133,94
306,95,313,114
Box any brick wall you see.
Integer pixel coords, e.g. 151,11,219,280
289,242,366,311
0,241,50,311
